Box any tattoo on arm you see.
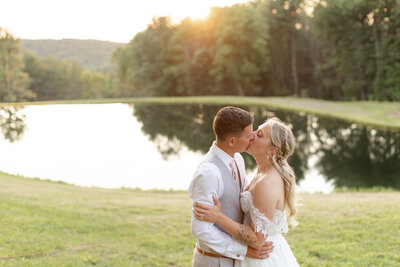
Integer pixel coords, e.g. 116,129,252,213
237,225,256,246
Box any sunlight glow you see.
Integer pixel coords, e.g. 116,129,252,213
0,0,249,43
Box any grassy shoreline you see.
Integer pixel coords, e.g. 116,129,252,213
0,96,399,129
1,172,399,266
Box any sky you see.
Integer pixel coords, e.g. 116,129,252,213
1,0,248,43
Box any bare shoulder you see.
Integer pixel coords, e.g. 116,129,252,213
257,170,283,191
253,170,283,203
252,172,281,220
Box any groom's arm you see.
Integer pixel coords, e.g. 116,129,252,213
188,163,248,260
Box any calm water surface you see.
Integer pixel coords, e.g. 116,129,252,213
0,103,399,193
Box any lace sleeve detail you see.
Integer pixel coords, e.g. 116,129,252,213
248,202,289,237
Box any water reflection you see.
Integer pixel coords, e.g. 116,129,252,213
0,106,27,142
132,104,216,159
0,103,398,191
133,103,400,189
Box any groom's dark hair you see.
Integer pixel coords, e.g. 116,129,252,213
213,106,253,141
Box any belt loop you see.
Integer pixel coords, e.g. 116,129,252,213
197,247,205,255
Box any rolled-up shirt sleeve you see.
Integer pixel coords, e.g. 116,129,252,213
188,162,247,260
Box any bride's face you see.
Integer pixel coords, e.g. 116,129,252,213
247,122,276,158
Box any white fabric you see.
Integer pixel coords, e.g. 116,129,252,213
241,191,289,237
235,191,299,267
189,142,248,260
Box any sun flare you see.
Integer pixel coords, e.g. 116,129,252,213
157,0,249,23
0,0,249,42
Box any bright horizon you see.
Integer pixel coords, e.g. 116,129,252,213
1,0,249,43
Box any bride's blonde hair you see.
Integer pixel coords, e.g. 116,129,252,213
266,117,298,227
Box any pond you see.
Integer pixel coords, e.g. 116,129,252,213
0,103,399,193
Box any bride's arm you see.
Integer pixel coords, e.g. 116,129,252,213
194,195,265,249
194,178,280,249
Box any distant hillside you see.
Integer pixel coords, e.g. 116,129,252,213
20,39,126,73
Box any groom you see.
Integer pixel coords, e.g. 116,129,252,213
188,106,273,267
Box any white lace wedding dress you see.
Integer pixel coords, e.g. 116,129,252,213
235,191,299,267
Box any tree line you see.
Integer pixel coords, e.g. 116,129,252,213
21,39,122,72
0,28,114,101
114,0,399,101
1,0,399,102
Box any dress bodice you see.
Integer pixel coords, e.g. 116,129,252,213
240,191,289,237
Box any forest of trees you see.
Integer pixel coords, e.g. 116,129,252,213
1,0,399,102
0,31,116,101
114,0,400,101
20,39,123,72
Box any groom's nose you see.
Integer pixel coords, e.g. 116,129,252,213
250,132,255,141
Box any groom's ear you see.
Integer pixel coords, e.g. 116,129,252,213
227,136,236,147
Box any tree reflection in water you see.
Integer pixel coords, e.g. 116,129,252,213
133,103,400,189
0,106,27,143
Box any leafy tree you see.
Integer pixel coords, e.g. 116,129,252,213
111,0,400,101
81,71,110,99
210,5,269,96
313,0,400,101
0,28,35,102
257,0,306,97
23,52,111,100
113,17,177,96
0,106,26,142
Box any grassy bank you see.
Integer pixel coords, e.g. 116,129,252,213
1,96,399,129
1,172,399,266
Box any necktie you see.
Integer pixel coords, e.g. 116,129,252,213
230,159,240,186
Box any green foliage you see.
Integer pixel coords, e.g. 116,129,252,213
2,0,400,102
0,28,35,102
0,106,26,142
312,0,400,101
112,17,177,97
22,52,112,100
111,0,399,102
211,5,269,95
114,4,271,97
20,39,124,73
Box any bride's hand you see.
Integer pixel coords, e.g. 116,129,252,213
193,195,223,223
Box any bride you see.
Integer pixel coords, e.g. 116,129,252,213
194,117,299,266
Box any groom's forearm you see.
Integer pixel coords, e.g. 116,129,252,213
215,214,266,250
191,217,247,259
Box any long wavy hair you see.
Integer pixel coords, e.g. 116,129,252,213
267,117,298,227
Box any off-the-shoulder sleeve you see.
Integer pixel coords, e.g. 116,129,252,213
248,201,289,237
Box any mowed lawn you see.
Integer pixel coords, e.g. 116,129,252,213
0,172,399,266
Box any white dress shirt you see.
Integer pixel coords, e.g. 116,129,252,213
188,142,248,259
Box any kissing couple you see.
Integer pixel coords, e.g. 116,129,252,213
188,106,299,266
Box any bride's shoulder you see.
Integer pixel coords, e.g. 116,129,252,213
253,172,283,196
258,171,282,187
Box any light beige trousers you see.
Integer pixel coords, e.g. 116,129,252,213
192,249,235,267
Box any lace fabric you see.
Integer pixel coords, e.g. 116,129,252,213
241,191,289,238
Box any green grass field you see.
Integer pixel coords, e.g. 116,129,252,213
1,172,399,266
1,96,399,129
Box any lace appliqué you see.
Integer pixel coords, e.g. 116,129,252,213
244,192,289,238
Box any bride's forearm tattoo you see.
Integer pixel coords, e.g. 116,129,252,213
237,225,256,246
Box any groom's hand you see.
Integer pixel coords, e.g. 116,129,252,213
245,241,274,259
